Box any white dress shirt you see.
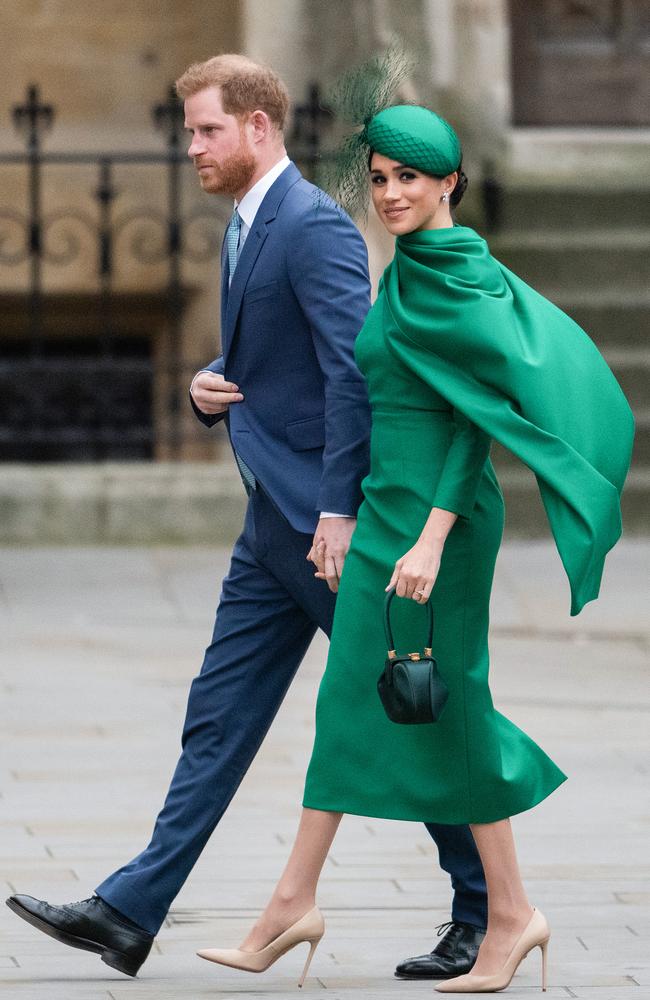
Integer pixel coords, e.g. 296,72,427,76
235,154,290,253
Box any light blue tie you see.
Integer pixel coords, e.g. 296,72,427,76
226,208,241,284
224,208,256,493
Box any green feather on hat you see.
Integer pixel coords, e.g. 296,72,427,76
322,46,462,217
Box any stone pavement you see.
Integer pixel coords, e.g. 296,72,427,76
0,540,648,1000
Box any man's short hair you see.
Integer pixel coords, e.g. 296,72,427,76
175,54,289,133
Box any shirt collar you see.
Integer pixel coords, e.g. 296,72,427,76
235,155,291,230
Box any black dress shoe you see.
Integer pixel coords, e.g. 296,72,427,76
395,920,486,979
6,894,153,977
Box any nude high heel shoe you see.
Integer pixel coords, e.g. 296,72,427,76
197,906,324,988
434,907,550,993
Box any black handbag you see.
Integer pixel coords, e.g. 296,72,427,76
377,586,449,724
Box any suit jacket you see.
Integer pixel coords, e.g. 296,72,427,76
192,162,372,534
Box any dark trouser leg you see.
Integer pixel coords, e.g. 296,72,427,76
425,823,488,928
96,492,335,935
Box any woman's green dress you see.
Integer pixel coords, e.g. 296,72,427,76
303,226,633,825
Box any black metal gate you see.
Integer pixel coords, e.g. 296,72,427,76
0,82,332,461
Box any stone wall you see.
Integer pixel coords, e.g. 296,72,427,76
0,1,243,461
1,1,241,143
242,0,507,286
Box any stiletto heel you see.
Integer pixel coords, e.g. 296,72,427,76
435,908,551,993
197,905,324,987
298,937,320,988
540,936,549,992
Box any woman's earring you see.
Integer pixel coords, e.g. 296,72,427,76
441,191,450,203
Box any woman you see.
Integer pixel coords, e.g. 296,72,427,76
196,104,634,992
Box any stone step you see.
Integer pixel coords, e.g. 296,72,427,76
492,409,650,468
497,185,650,232
0,461,647,545
0,462,246,546
546,293,650,349
490,230,650,292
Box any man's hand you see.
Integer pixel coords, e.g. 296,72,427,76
307,516,356,593
190,371,244,415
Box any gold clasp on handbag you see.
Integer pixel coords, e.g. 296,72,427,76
408,652,420,661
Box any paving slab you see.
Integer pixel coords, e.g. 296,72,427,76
0,541,648,998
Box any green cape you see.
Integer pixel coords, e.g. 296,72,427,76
382,226,634,615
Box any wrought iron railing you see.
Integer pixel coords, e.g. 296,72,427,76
0,82,334,461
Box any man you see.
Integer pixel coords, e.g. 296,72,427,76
6,54,486,981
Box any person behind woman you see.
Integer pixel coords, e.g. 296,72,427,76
195,103,634,993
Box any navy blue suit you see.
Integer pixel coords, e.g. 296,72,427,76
97,163,486,935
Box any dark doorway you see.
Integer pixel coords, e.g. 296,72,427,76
510,1,650,125
0,333,153,461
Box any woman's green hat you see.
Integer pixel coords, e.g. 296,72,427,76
322,46,462,217
366,105,461,177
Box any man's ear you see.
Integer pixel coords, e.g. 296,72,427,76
249,109,270,143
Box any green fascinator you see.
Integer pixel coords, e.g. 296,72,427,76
367,105,461,177
323,47,462,217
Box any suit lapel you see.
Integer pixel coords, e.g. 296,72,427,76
223,220,269,355
221,163,302,359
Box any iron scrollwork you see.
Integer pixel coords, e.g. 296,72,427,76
0,210,29,265
0,81,333,460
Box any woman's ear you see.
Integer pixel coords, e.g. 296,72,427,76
444,171,458,198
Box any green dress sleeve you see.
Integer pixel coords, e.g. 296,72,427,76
432,409,491,519
382,226,635,616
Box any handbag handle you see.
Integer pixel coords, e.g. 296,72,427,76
383,586,434,660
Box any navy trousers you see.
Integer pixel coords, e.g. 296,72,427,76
97,488,487,935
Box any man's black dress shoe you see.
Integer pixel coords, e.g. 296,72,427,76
395,920,486,979
6,894,153,977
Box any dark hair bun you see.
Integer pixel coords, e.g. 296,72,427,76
450,168,468,207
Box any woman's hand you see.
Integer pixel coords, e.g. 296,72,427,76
386,537,443,603
386,507,458,603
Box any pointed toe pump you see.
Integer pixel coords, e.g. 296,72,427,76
197,906,324,988
435,907,550,993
